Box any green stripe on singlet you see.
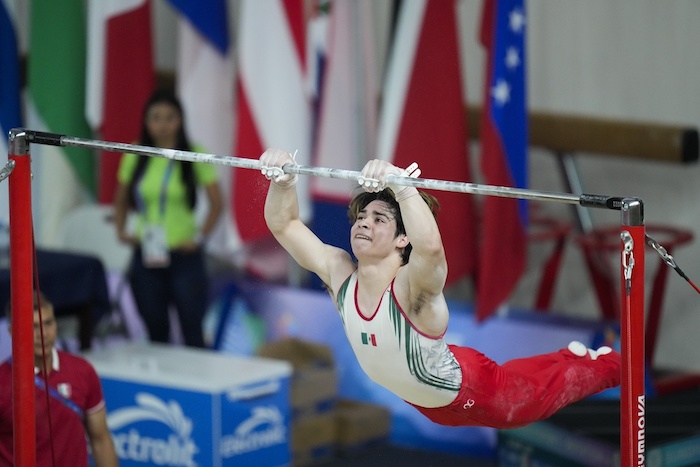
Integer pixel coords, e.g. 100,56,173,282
407,330,460,391
336,273,353,325
388,297,403,348
388,298,460,392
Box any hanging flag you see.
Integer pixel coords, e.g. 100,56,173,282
0,0,22,223
27,0,95,246
307,0,330,158
86,0,155,204
476,0,528,321
167,0,237,258
232,0,312,277
376,0,476,286
169,0,232,157
310,0,379,284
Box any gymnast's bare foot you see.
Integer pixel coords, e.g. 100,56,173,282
568,340,613,360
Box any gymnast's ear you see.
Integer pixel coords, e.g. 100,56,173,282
396,234,409,248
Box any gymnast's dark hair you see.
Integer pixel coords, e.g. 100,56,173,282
127,89,197,210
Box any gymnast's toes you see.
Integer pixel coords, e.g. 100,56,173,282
568,341,614,360
588,345,614,361
567,341,588,357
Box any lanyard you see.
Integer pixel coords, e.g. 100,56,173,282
34,375,84,419
135,160,176,218
8,358,84,419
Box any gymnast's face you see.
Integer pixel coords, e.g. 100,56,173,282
145,101,182,149
351,200,407,259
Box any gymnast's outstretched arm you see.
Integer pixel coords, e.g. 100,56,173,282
260,148,355,293
359,160,449,335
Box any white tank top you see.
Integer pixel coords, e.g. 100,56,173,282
336,271,462,408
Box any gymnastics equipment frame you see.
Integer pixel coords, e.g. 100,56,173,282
6,128,647,467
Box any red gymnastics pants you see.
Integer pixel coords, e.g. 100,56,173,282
410,344,621,429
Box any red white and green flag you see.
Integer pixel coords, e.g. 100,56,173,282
86,0,155,204
232,0,312,279
27,0,95,245
361,332,377,346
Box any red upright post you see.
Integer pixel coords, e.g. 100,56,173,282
7,129,35,467
619,198,646,467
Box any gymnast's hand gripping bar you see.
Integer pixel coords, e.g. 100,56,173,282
21,129,630,211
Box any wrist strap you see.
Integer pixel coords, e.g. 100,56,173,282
395,187,419,202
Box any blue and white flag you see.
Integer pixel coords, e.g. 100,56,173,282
0,0,21,149
167,0,236,257
0,0,22,223
477,0,529,320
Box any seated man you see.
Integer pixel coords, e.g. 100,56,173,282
0,291,118,466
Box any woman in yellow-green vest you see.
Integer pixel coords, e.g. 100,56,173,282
113,90,223,347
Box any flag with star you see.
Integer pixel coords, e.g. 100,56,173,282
476,0,528,321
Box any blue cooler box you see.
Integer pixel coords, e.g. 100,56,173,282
83,343,292,467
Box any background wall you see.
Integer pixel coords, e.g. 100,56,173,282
496,0,700,372
8,0,700,371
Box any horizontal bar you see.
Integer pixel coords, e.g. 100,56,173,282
19,128,630,209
